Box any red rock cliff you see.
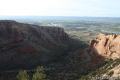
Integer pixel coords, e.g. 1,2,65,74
90,33,120,59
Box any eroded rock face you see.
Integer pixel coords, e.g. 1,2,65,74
90,33,120,59
0,20,71,69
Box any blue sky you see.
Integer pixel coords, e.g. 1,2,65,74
0,0,119,17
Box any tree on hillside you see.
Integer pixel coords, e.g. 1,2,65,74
32,66,48,80
17,70,29,80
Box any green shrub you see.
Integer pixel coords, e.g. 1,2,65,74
17,66,48,80
32,66,48,80
17,70,29,80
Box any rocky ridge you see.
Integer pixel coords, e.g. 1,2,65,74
0,20,71,69
89,33,120,60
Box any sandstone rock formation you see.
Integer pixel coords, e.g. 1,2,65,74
89,33,120,59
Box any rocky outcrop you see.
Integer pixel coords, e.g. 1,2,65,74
89,33,120,59
0,20,71,69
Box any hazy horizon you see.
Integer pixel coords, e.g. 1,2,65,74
0,0,120,17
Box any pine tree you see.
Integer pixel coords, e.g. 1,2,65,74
17,70,29,80
32,66,48,80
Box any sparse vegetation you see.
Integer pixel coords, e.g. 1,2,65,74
17,66,48,80
79,59,120,80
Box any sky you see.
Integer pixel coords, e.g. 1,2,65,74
0,0,119,17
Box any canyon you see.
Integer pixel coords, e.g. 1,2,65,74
1,20,120,80
0,20,71,70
